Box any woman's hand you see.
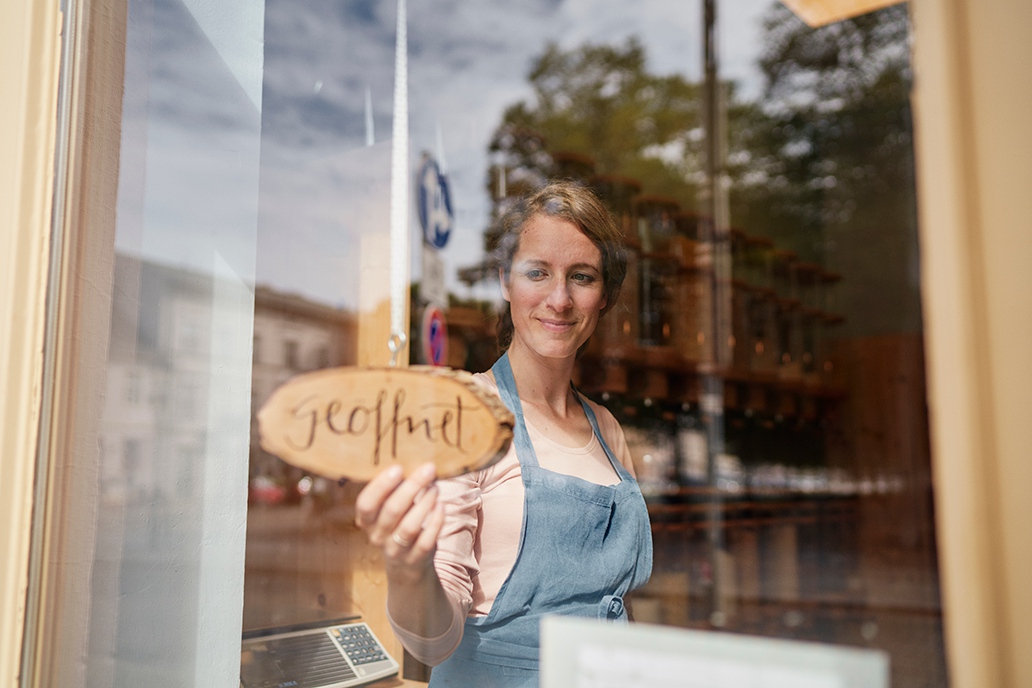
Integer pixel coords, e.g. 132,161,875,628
354,462,446,577
355,462,454,640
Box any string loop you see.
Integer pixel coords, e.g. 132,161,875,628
388,332,408,368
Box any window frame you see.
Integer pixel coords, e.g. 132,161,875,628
0,0,62,683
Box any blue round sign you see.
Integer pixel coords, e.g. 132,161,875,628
417,158,454,249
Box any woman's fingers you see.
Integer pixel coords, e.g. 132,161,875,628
354,464,404,530
387,497,446,572
414,499,446,551
389,483,440,552
378,463,437,531
354,462,438,550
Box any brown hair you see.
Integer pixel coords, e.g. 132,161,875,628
494,180,627,350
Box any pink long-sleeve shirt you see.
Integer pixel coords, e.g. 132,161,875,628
389,373,635,666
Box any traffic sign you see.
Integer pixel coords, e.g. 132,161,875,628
421,305,448,367
417,157,454,249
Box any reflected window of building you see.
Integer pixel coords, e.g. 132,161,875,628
284,340,299,370
122,438,140,477
126,369,141,404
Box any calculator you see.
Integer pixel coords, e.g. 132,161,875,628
240,617,399,688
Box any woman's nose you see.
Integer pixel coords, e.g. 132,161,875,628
546,279,573,310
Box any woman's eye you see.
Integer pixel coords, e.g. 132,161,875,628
525,269,546,280
571,273,596,284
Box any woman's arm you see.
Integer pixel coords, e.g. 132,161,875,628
354,463,454,640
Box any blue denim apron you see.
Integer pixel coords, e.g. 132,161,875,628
428,353,653,687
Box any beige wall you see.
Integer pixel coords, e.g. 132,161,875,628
910,0,1032,686
0,0,62,684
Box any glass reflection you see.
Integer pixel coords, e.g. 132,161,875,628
89,0,263,683
245,2,944,686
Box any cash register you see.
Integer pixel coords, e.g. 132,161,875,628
240,616,399,688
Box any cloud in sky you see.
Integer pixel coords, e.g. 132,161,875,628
117,0,263,284
135,0,778,308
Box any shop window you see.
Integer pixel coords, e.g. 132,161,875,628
27,0,946,686
242,3,944,686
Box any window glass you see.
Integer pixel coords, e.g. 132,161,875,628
36,0,946,686
247,2,945,687
35,0,264,684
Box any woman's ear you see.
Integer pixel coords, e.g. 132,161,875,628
499,267,511,302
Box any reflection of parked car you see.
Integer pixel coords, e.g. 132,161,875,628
248,475,286,505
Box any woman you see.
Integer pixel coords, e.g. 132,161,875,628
354,181,652,687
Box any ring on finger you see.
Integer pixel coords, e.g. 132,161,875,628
391,532,413,548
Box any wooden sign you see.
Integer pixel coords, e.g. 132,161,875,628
257,366,514,482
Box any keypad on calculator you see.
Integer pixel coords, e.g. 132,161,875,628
333,625,388,665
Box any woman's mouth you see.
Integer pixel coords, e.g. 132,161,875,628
539,318,575,332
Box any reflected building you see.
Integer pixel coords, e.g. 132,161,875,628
101,254,224,506
249,285,357,497
99,254,357,507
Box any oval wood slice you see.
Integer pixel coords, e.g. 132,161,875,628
257,366,514,482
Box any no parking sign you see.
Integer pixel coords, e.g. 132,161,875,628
421,305,448,367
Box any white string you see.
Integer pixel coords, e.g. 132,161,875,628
388,0,409,366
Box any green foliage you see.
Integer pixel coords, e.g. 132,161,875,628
487,6,920,335
489,38,709,210
730,3,916,264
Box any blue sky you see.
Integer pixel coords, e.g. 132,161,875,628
256,0,777,308
123,0,777,309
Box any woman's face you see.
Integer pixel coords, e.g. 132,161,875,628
501,214,607,362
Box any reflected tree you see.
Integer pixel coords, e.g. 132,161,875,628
729,3,919,332
486,8,919,334
730,4,916,270
488,38,720,209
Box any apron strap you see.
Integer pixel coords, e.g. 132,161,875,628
490,353,540,468
493,353,630,479
574,387,633,481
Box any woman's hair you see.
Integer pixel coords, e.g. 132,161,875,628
494,180,627,350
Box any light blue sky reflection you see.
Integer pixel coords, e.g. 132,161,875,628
256,0,773,309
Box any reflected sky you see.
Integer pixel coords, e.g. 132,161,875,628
115,0,263,285
257,0,774,308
